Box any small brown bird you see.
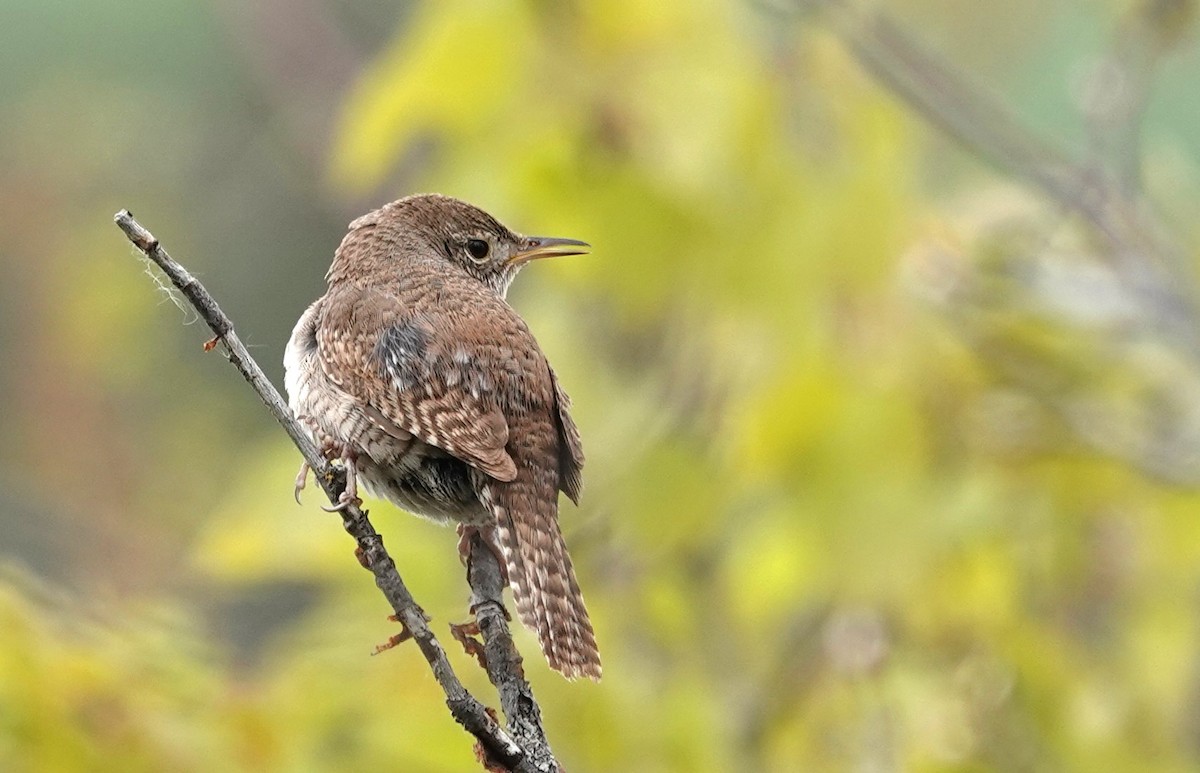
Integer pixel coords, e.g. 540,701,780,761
284,194,601,680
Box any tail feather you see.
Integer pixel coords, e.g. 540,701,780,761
482,482,602,680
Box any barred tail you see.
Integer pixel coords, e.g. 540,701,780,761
482,482,602,681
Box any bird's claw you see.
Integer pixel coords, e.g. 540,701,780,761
293,461,310,505
318,449,361,512
321,490,363,513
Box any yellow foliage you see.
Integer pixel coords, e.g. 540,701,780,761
6,0,1200,769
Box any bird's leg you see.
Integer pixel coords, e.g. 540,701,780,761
292,461,310,505
456,523,509,585
344,453,359,500
322,446,363,513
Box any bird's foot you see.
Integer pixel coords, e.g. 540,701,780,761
449,619,489,670
292,461,310,505
320,449,362,512
456,524,509,585
321,489,363,513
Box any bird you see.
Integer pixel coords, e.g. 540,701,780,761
283,193,601,680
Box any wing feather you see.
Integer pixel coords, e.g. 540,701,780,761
548,364,585,504
316,287,518,482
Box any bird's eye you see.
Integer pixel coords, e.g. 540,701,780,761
466,239,490,262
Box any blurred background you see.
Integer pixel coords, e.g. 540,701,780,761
3,0,1200,770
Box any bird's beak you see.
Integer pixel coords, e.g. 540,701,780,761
507,236,590,268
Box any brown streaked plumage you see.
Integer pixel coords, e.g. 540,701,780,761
284,193,601,680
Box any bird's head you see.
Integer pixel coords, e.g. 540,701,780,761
333,194,589,298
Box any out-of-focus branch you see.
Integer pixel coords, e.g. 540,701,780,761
1082,0,1197,195
784,2,1200,483
801,0,1088,205
799,0,1200,355
113,210,553,773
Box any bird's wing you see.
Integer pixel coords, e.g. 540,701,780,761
316,287,518,482
548,364,585,504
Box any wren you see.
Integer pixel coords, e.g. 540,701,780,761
284,194,601,680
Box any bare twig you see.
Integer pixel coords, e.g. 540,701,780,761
466,534,556,771
113,209,550,772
